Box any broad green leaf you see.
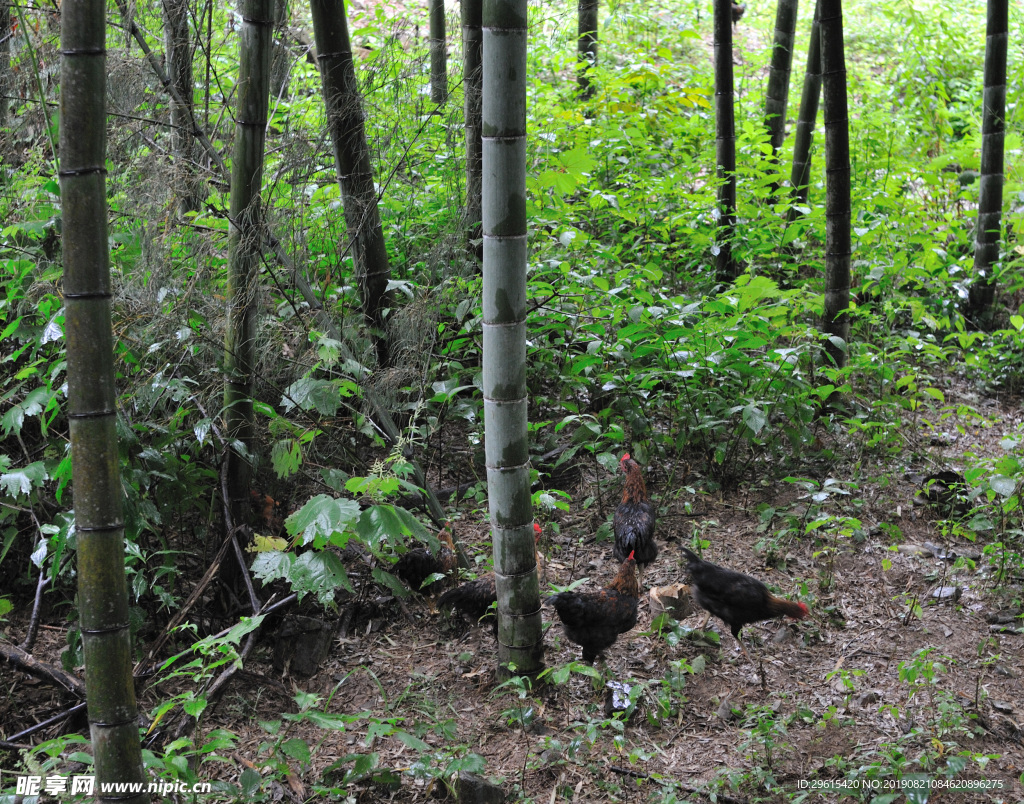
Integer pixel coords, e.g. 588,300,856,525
286,495,361,545
373,567,411,599
356,505,412,552
281,738,312,763
394,730,430,752
302,711,353,730
183,698,208,718
291,550,353,601
271,438,302,478
989,475,1016,497
742,404,766,435
1,461,48,496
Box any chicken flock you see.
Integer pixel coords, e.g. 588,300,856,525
390,453,810,667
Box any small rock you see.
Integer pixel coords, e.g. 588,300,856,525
990,624,1024,634
931,586,962,602
458,772,505,804
993,664,1016,678
898,544,934,557
924,542,950,559
992,700,1015,714
539,748,562,765
924,542,981,562
772,625,794,645
716,697,739,721
525,718,548,736
857,691,881,707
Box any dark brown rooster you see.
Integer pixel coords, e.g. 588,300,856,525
547,551,640,663
613,454,657,580
439,523,545,632
393,524,457,595
680,547,809,660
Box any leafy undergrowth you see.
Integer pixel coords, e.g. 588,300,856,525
4,0,1024,801
6,386,1024,803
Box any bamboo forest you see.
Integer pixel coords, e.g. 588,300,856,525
2,0,1024,801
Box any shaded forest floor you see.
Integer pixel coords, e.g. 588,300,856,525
4,3,1024,803
6,381,1024,803
210,385,1024,803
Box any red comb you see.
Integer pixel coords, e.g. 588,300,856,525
533,522,542,533
628,550,635,560
622,453,631,461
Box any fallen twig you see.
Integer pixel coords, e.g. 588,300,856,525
608,765,748,804
0,642,86,697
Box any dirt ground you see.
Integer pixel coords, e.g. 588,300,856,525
223,387,1024,804
4,4,1024,804
5,381,1024,803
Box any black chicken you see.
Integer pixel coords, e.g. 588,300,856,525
613,454,657,580
680,547,809,660
546,551,640,663
439,523,545,632
393,524,457,595
438,573,498,632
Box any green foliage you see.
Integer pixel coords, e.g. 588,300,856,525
3,0,1024,799
250,493,431,605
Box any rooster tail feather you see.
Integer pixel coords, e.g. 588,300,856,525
772,597,810,619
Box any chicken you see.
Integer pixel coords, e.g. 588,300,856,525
533,522,548,582
250,490,286,536
680,547,809,661
731,2,746,26
438,572,498,632
439,523,545,632
546,551,640,663
393,524,457,595
613,454,657,581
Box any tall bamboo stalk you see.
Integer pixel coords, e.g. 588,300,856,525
482,0,543,678
713,0,737,280
429,0,447,104
163,0,204,214
224,0,273,532
270,0,291,99
310,0,394,367
966,0,1008,324
60,0,146,797
764,0,798,198
463,0,483,252
819,0,850,368
0,1,11,128
577,0,598,100
788,0,821,217
113,0,229,184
